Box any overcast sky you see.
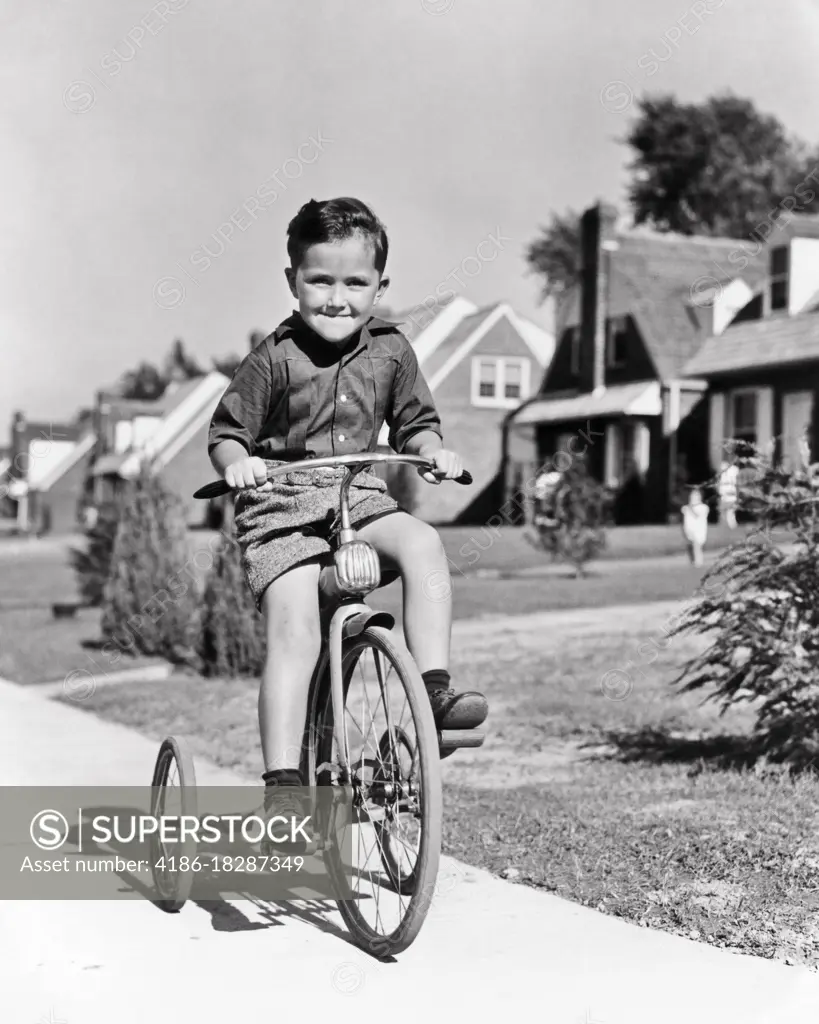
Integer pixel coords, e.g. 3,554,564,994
3,0,819,440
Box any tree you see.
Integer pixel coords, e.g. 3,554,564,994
69,500,122,606
118,339,204,400
525,93,819,302
118,362,166,401
524,209,582,304
101,463,200,666
668,440,819,768
198,529,266,677
627,93,813,237
525,462,613,577
163,338,203,382
212,354,242,379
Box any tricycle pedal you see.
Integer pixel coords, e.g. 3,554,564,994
438,729,485,758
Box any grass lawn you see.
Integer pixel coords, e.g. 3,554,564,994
0,528,724,682
0,540,176,684
64,602,819,969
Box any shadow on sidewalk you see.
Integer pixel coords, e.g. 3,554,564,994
63,803,397,962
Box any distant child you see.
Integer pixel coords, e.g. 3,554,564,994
718,460,738,529
681,486,709,566
533,469,562,529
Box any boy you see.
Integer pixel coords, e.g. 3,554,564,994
680,486,709,567
208,197,488,837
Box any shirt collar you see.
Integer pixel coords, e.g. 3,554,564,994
274,310,399,349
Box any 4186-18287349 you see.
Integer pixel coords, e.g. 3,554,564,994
153,855,306,874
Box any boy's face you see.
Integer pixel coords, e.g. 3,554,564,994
285,234,389,346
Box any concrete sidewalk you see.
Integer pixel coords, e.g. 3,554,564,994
1,677,817,1024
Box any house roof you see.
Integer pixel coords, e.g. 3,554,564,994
101,377,204,421
90,452,129,477
17,421,83,445
560,229,768,381
420,302,554,387
375,301,554,447
35,432,97,492
510,381,662,426
99,372,230,479
684,310,819,377
770,212,819,241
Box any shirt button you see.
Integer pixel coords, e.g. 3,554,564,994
340,394,347,402
338,434,346,442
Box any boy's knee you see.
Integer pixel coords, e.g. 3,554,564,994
405,521,445,565
267,614,321,656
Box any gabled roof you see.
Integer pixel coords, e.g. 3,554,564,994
16,421,83,446
419,301,554,388
410,296,479,365
376,301,554,447
560,229,768,380
34,432,97,492
104,372,230,478
100,377,204,421
684,310,819,377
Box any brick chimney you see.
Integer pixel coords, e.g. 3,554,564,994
579,202,618,394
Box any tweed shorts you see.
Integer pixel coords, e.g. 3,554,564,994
233,460,403,609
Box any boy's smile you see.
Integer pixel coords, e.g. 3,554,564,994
285,235,389,346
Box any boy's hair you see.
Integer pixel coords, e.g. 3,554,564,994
286,197,389,273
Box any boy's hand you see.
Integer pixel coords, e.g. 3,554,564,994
224,456,273,492
419,448,464,485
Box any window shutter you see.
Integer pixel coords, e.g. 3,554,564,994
708,392,725,471
756,387,774,456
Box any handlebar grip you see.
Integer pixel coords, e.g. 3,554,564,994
193,480,232,500
456,470,472,486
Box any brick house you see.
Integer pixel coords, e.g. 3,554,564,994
88,372,230,527
3,413,95,534
685,214,819,477
504,201,768,523
377,298,554,523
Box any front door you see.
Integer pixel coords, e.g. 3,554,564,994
781,391,814,471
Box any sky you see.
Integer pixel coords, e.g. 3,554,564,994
3,0,819,440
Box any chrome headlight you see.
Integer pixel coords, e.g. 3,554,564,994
334,540,381,595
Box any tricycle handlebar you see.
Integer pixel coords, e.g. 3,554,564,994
193,452,472,500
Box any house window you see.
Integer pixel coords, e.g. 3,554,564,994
569,327,580,376
606,316,628,367
504,361,523,399
729,389,758,448
769,245,789,312
471,357,531,409
477,360,496,398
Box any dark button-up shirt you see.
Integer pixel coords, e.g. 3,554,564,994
208,312,442,460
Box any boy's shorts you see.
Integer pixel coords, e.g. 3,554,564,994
233,460,404,610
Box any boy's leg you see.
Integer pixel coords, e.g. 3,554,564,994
259,560,322,773
256,559,322,855
356,512,487,729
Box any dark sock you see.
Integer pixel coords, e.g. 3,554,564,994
422,669,451,693
262,768,303,787
262,768,303,813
